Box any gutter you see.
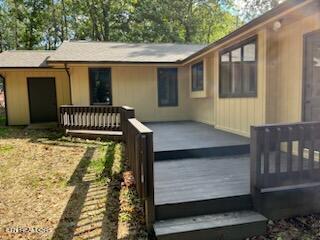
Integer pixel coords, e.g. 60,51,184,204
64,63,73,105
0,74,9,126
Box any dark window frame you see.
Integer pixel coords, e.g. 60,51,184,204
157,68,178,107
89,68,112,105
191,61,204,92
219,36,258,98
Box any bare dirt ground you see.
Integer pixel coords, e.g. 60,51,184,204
0,121,147,240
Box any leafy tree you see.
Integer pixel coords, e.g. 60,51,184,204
0,0,239,50
234,0,285,22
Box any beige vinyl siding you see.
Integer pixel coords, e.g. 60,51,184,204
69,65,190,122
213,29,267,137
69,67,90,105
0,69,70,125
266,11,320,124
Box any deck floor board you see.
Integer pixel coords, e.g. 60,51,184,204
155,155,251,205
145,121,249,152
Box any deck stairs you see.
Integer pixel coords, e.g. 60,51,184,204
153,143,267,240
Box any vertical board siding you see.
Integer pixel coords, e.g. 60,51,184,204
70,65,191,122
188,55,215,125
266,11,320,124
70,67,90,105
1,70,70,125
213,30,267,137
5,71,30,125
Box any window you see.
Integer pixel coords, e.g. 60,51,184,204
158,68,178,107
219,37,257,98
192,61,204,91
89,68,112,105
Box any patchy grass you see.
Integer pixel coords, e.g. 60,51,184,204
0,107,5,126
0,115,5,125
0,144,14,153
0,126,147,240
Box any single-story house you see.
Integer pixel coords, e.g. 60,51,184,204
0,0,319,137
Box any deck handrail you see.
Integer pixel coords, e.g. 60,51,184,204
59,105,155,232
251,121,320,194
59,105,135,134
127,118,155,232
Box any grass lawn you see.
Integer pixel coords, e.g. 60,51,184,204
0,117,147,239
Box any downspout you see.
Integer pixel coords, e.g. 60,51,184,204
0,74,8,126
64,63,72,105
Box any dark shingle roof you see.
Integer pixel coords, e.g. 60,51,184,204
0,50,51,68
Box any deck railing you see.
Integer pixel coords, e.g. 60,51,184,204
251,121,320,193
59,105,155,233
59,105,134,134
126,118,155,232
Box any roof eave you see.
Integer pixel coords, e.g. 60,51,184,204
47,60,184,65
0,66,52,69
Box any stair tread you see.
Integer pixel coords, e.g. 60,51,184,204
154,210,267,236
155,194,252,221
155,193,251,206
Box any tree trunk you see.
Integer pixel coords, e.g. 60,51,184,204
101,0,110,41
51,0,58,48
86,0,101,40
184,0,194,43
13,0,19,49
0,31,3,53
61,0,68,40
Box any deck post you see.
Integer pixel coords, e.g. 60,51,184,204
143,131,155,234
120,106,135,142
250,126,262,212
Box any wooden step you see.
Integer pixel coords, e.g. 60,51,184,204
154,211,267,240
155,144,250,161
156,194,252,220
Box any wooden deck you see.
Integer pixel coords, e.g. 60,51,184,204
145,121,250,160
148,121,320,239
145,121,249,152
144,121,252,205
155,155,250,205
154,152,320,205
59,107,320,239
147,121,267,239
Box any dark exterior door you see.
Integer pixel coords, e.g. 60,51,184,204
28,78,57,123
304,31,320,122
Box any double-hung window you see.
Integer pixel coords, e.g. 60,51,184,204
220,37,257,98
